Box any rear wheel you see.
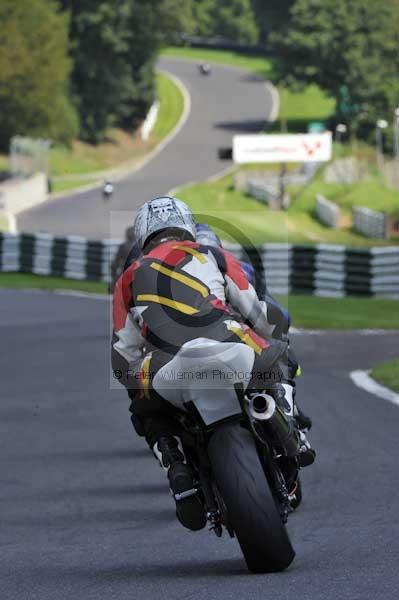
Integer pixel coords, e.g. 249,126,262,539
208,422,295,573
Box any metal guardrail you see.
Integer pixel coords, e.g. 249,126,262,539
1,233,398,298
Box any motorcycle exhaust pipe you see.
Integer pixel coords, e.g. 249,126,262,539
248,393,300,457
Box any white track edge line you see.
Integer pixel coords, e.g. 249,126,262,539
350,369,399,406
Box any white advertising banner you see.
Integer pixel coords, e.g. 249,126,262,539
233,132,332,164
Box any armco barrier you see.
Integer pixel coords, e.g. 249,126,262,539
0,232,119,282
1,233,398,298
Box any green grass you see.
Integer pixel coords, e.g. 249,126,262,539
0,71,184,194
152,70,185,141
286,151,399,237
371,358,399,392
175,171,395,246
0,155,9,172
163,46,398,236
0,273,107,294
1,273,398,330
162,46,335,132
274,85,335,133
278,295,399,329
162,46,275,79
48,72,184,193
50,178,100,194
0,214,10,232
291,175,399,219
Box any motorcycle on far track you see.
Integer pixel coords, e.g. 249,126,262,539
198,62,211,76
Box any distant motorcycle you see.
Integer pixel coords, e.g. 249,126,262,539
198,63,211,76
102,180,114,201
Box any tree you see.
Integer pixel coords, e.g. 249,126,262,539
273,0,399,136
0,0,78,151
184,0,259,44
251,0,295,44
116,2,164,131
211,0,259,44
159,0,196,43
61,0,170,143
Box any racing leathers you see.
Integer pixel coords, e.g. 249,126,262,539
112,239,289,447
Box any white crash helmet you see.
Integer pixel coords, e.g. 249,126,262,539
133,196,197,250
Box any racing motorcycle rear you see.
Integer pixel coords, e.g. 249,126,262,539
175,383,305,573
153,337,313,572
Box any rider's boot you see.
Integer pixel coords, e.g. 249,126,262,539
272,383,316,467
281,382,313,430
294,404,313,431
153,435,206,531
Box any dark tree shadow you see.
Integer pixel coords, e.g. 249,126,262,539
214,119,268,133
239,72,264,83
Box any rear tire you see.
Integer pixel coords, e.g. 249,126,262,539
208,423,295,573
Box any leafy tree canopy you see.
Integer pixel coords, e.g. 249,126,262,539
171,0,259,45
251,0,295,43
272,0,399,135
0,0,77,151
60,1,165,142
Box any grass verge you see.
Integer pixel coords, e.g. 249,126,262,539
371,358,399,392
290,142,399,220
162,46,275,79
278,295,399,330
152,70,185,141
50,72,184,193
162,46,335,132
175,171,394,246
0,214,10,232
0,72,184,197
0,273,107,294
1,274,398,330
275,85,335,133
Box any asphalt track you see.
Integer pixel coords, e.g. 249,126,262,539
18,57,274,239
2,289,399,600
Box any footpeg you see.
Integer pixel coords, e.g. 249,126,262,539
298,431,316,467
174,488,198,501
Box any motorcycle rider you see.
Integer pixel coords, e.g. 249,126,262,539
112,197,315,530
195,223,312,433
103,180,114,201
198,62,211,75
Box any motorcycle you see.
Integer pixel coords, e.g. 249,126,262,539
198,62,211,76
102,180,114,201
160,340,307,573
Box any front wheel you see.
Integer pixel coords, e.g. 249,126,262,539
207,423,295,573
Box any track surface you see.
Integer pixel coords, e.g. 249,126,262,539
1,289,399,600
18,57,273,239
